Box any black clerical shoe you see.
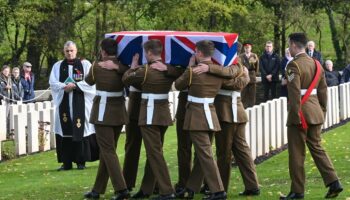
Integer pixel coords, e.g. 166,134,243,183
325,180,343,198
200,184,210,195
151,193,175,200
57,164,72,171
174,183,184,194
77,164,86,170
111,189,130,200
84,190,100,199
131,190,150,199
279,192,304,199
175,188,194,199
202,191,227,200
239,188,260,196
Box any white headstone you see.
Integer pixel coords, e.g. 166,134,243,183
27,103,35,112
35,102,43,111
280,97,288,145
50,108,56,149
331,87,337,126
327,87,332,128
254,106,263,157
39,109,51,151
18,104,28,128
335,86,340,123
249,107,256,160
0,105,7,141
261,103,270,154
168,92,175,120
245,108,251,147
274,99,282,148
9,104,19,134
27,111,39,153
14,114,26,155
345,83,350,119
268,101,276,150
43,101,51,109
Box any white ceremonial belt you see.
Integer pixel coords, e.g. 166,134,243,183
96,90,123,121
187,95,215,130
300,89,317,95
218,89,241,122
142,93,169,125
129,86,141,92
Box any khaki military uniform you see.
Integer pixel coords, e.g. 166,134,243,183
286,52,338,193
239,53,259,108
171,64,238,188
123,63,178,195
175,61,242,193
85,57,128,194
214,64,259,192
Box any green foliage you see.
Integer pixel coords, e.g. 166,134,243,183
0,124,349,199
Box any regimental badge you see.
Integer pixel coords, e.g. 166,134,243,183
76,118,81,128
63,113,68,123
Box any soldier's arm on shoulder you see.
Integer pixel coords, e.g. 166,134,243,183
208,64,242,79
317,70,328,114
166,65,185,78
84,62,96,86
122,66,146,86
175,68,191,91
117,62,129,74
286,61,301,122
222,69,250,91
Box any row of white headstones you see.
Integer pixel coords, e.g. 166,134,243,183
0,83,349,161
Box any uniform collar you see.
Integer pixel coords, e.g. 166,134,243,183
294,52,307,59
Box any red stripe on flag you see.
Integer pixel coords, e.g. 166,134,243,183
149,35,166,61
174,36,196,51
116,35,124,44
232,56,238,65
224,34,238,48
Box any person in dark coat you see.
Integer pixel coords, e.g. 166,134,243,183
20,62,35,102
324,60,340,87
259,41,280,101
340,64,350,83
11,67,24,102
306,41,323,65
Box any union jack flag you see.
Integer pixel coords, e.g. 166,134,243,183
105,31,239,67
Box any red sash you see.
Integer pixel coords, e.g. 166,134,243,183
298,59,322,130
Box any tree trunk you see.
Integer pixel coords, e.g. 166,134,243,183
273,4,281,55
325,6,343,66
95,4,101,60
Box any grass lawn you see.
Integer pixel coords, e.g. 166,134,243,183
0,123,349,200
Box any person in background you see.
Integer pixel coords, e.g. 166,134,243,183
11,67,24,102
340,63,350,83
20,62,35,102
306,41,323,65
0,65,12,135
259,41,280,101
240,42,259,108
0,65,12,103
280,48,293,97
324,60,341,87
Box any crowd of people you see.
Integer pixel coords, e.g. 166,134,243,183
47,32,344,200
238,39,350,108
0,62,35,104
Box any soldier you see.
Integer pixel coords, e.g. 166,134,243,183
175,40,243,200
240,42,259,108
84,38,130,200
122,39,177,200
214,63,260,195
152,59,245,194
280,33,343,199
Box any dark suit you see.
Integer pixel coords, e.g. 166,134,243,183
286,53,338,193
260,51,280,101
85,57,128,194
306,48,323,65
